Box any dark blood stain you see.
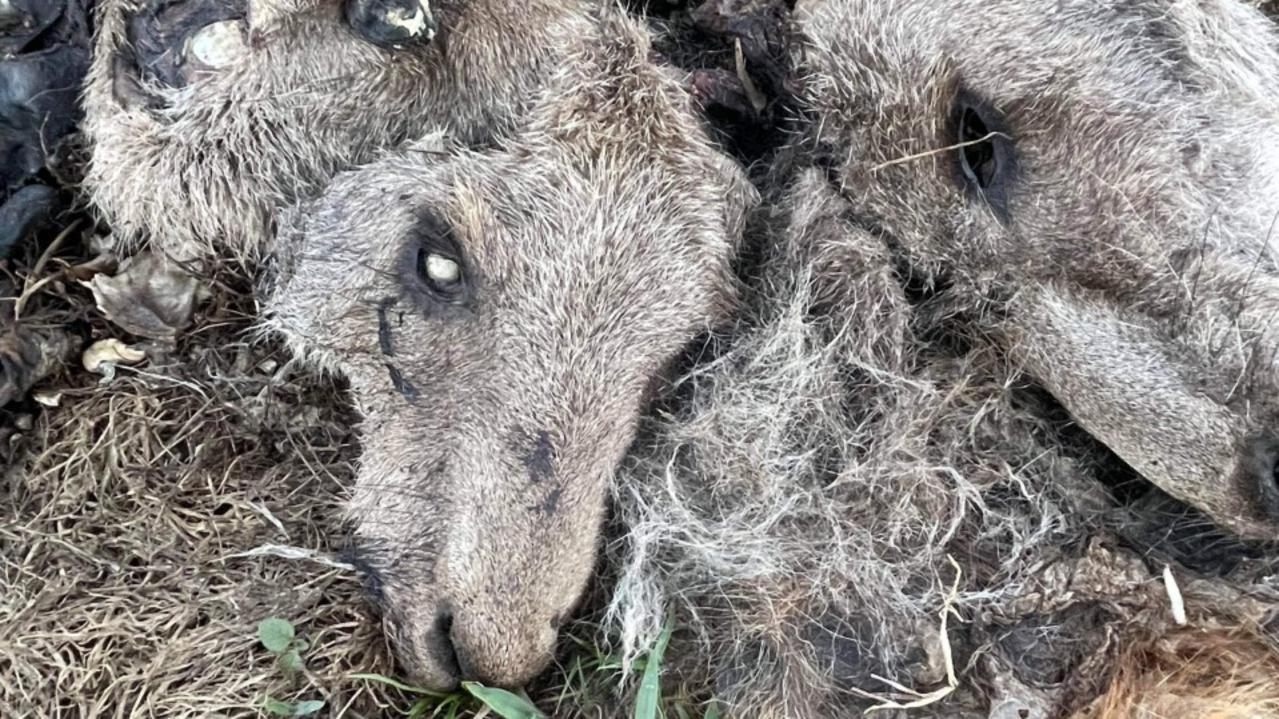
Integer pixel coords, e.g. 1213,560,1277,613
537,487,563,516
385,362,419,401
377,296,398,357
338,546,386,604
522,429,556,485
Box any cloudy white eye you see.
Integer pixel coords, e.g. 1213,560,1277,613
187,21,247,70
415,247,466,302
407,209,470,305
424,253,460,284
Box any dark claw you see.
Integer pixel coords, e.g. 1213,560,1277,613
690,67,759,121
343,0,437,49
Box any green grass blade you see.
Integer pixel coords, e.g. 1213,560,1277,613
293,700,326,716
462,682,546,719
350,672,451,698
633,617,675,719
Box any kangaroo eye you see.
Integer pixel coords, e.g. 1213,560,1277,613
406,210,470,305
958,108,997,189
420,251,460,285
416,248,468,300
952,92,1015,221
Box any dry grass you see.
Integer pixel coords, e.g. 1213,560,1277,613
1,219,391,716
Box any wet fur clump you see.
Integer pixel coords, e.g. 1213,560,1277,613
608,173,1101,717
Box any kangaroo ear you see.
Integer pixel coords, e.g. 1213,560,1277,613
1173,0,1279,90
263,200,311,304
403,129,452,155
712,153,761,251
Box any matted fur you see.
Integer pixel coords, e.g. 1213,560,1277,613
1077,623,1279,719
9,0,1279,715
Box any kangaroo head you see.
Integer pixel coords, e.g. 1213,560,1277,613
83,0,592,259
794,0,1279,537
267,13,755,688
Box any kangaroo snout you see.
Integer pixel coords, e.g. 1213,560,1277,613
449,604,559,687
349,428,612,690
349,431,606,690
377,593,561,690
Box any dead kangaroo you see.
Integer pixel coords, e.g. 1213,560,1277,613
604,2,1279,715
266,9,755,689
83,0,594,260
797,0,1279,538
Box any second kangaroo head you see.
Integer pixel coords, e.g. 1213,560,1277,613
795,0,1279,537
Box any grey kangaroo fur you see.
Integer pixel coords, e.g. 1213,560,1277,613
83,0,593,260
266,6,756,690
607,0,1279,716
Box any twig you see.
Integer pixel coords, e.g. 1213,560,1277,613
849,556,963,714
871,133,1010,173
14,219,84,322
734,39,768,114
1163,564,1187,626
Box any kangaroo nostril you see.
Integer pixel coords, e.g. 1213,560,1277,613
432,608,459,669
434,609,453,638
446,617,483,681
